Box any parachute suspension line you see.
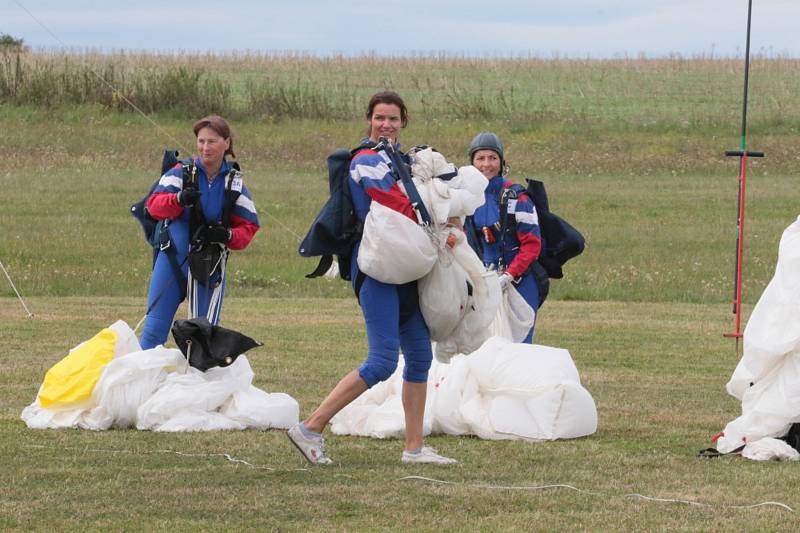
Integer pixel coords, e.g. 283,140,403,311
262,210,304,242
13,0,186,152
16,0,334,305
0,260,34,318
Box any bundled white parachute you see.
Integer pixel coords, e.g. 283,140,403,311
357,147,488,287
399,147,500,360
407,147,488,223
490,282,536,343
357,200,437,285
331,337,597,441
715,216,800,458
423,230,503,362
21,320,299,432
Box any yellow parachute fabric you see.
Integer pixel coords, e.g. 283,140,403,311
38,327,118,408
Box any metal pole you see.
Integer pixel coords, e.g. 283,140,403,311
724,0,764,339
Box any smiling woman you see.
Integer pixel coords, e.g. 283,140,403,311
287,91,458,466
139,115,260,349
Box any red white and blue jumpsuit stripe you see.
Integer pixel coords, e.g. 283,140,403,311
472,174,542,343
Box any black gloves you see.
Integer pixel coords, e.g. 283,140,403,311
193,224,232,245
177,187,201,207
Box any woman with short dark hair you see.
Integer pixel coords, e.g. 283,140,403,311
467,131,544,343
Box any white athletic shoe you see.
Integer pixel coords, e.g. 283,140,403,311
287,423,333,465
401,446,457,465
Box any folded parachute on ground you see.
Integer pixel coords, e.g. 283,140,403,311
21,320,298,432
331,337,597,441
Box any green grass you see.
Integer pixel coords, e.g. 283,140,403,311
3,53,800,530
2,297,796,531
0,101,795,303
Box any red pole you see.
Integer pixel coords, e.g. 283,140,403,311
724,154,748,338
723,0,763,340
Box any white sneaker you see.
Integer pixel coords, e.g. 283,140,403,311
287,423,333,465
401,446,457,465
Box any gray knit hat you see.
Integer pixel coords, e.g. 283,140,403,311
468,131,504,165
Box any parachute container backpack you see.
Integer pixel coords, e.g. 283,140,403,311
299,146,369,281
524,179,585,280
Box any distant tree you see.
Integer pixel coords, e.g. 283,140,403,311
0,34,27,51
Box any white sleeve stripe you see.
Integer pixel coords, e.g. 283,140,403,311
235,194,257,214
515,210,539,225
160,175,183,189
352,161,392,184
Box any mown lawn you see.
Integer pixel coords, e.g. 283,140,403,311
2,53,799,530
2,297,796,530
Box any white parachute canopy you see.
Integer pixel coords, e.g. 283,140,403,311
21,320,299,432
716,216,800,458
330,336,597,441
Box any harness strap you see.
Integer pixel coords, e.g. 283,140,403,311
497,186,518,272
222,168,242,228
306,255,334,279
381,141,433,226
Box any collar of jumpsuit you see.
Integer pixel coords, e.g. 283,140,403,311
194,157,231,184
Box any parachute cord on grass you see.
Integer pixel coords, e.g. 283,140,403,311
625,493,794,512
24,444,310,473
0,260,34,318
399,476,794,513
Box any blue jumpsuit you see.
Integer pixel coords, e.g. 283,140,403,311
140,159,259,349
348,141,432,387
472,175,543,343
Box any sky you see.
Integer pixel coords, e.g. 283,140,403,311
2,0,799,58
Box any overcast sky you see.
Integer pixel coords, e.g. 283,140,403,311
2,0,798,58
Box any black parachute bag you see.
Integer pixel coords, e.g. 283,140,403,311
171,317,262,372
298,146,367,281
525,178,585,280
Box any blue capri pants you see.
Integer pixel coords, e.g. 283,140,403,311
355,275,432,388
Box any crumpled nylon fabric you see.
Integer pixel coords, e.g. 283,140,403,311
330,336,597,441
21,321,299,432
716,216,800,455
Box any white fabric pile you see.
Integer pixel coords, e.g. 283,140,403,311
407,147,487,225
716,216,800,459
420,231,503,362
21,320,299,432
330,336,597,441
410,147,499,360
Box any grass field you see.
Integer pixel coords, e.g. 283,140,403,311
3,297,798,530
2,52,800,530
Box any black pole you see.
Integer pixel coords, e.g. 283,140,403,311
739,0,753,151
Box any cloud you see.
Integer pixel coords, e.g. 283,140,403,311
3,0,799,56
